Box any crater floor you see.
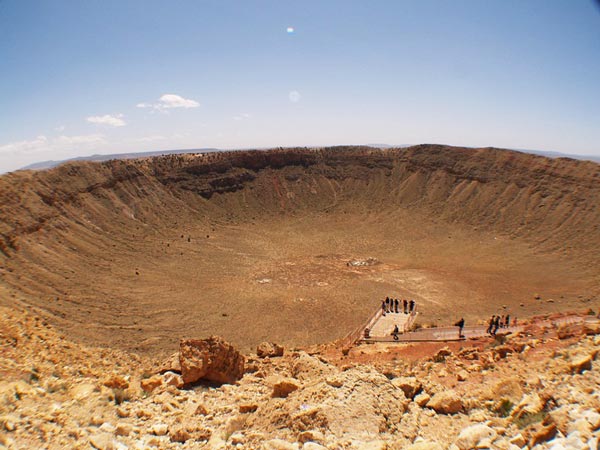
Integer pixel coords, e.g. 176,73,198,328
4,210,594,355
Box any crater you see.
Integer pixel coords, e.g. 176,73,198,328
0,145,598,354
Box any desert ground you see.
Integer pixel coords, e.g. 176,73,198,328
1,145,599,449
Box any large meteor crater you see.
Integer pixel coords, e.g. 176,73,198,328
1,145,598,354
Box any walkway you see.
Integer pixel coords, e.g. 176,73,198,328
364,324,523,343
341,300,600,348
362,312,599,343
368,311,413,337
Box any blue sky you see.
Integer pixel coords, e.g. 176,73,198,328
1,0,599,172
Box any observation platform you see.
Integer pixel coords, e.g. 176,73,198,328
341,303,600,349
368,310,415,337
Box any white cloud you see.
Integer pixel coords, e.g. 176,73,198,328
159,94,199,108
136,94,200,111
86,114,126,127
55,125,66,132
55,134,105,145
131,135,167,143
233,113,252,121
289,90,301,103
0,135,49,155
0,134,106,172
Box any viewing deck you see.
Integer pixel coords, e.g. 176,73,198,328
341,303,600,349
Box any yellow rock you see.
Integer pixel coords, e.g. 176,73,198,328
570,354,592,374
70,382,97,400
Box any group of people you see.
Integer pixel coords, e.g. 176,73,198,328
486,314,516,336
381,297,416,315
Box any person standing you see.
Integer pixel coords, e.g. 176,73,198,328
487,315,495,335
492,315,500,335
381,299,386,315
455,318,465,339
403,299,408,314
385,297,390,313
394,298,399,313
409,299,415,313
505,315,510,328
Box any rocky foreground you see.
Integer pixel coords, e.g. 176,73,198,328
0,306,599,450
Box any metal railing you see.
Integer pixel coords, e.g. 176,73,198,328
340,304,383,349
341,303,419,348
404,307,418,332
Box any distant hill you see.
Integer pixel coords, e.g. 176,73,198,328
20,148,222,171
515,148,600,163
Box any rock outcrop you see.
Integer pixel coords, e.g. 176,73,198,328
179,336,245,385
426,390,463,414
257,342,285,358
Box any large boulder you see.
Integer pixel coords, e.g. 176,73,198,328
247,366,408,438
159,352,181,373
455,424,497,450
557,324,579,340
493,377,523,404
510,393,545,420
290,352,336,381
179,336,245,385
582,320,600,335
433,347,453,362
257,342,284,358
391,376,422,399
271,376,301,398
570,354,593,374
426,390,463,414
140,374,163,393
404,441,443,450
526,422,557,448
492,345,514,359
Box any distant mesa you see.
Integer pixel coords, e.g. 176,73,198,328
20,148,220,171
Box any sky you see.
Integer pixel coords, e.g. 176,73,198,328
1,0,599,173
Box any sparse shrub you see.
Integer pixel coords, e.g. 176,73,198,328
112,388,131,405
513,411,547,429
496,399,514,417
29,366,40,383
45,377,68,394
496,334,507,345
587,308,595,316
488,334,507,347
